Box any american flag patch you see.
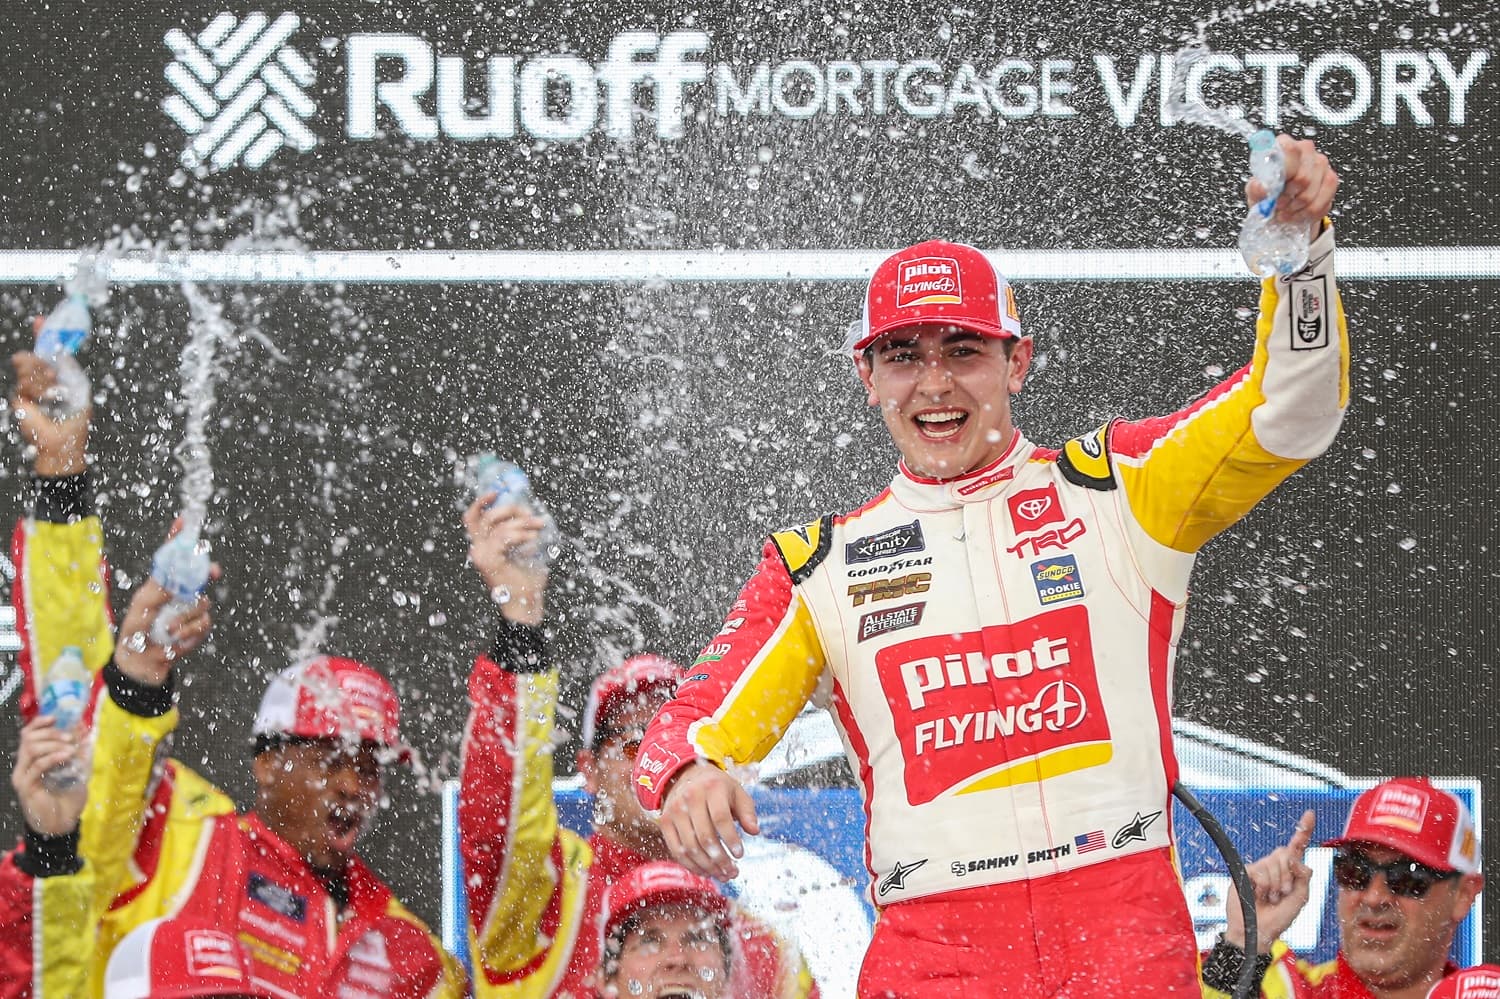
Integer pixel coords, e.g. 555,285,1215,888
1075,830,1106,854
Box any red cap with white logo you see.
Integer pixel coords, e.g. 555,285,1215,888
103,916,270,999
851,239,1023,354
1427,967,1500,999
252,656,412,764
1323,777,1480,874
580,654,682,751
601,860,730,943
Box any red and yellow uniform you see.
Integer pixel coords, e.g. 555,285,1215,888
636,229,1349,995
4,490,466,998
460,627,817,998
1204,941,1458,998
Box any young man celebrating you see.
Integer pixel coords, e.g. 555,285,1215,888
635,135,1346,995
457,496,815,998
1205,779,1484,999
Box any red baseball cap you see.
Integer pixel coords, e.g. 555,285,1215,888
1428,967,1500,999
581,654,682,750
851,239,1023,354
601,861,731,943
252,656,412,764
1324,778,1480,874
103,916,269,998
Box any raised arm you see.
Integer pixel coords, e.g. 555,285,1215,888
456,496,579,981
1071,138,1347,554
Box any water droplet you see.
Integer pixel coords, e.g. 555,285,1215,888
1397,537,1418,551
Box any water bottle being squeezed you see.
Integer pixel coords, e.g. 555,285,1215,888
1238,130,1311,278
33,294,92,419
149,530,212,646
38,646,90,791
471,454,561,567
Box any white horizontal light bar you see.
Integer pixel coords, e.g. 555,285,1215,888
0,246,1496,284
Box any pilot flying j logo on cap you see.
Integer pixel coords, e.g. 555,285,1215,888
896,257,963,308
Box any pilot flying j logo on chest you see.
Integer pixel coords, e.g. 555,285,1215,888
875,604,1112,806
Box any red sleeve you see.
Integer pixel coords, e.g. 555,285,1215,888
0,849,37,998
635,541,826,810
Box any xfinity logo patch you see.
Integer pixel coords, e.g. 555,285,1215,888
163,12,318,171
846,521,926,564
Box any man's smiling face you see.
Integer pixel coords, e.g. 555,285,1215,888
857,324,1032,480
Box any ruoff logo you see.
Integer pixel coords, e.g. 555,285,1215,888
162,12,318,171
896,256,962,308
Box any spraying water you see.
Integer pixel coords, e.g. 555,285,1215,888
1168,41,1309,276
147,282,230,645
174,283,230,537
1167,42,1256,138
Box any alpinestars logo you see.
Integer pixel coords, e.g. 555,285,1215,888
162,12,317,172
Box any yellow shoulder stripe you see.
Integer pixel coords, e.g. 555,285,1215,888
769,515,833,583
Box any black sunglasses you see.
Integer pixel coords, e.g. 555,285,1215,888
1332,851,1460,899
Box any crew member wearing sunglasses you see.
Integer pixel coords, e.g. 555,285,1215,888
1203,777,1484,999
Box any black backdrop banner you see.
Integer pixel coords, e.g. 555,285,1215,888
0,0,1496,950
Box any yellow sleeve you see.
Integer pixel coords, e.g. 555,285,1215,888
15,515,113,710
1101,228,1349,554
33,861,97,999
78,693,178,935
461,656,592,988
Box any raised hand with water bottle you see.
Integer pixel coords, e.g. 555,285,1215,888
1239,132,1338,278
113,525,219,688
462,456,553,625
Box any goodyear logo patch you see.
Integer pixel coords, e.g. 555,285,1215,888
1031,555,1084,606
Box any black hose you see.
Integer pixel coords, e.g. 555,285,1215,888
1174,782,1259,999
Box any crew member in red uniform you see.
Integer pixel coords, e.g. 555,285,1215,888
457,493,817,998
1,349,465,997
1204,778,1484,999
635,136,1346,996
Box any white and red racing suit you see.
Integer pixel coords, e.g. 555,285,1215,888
636,228,1349,996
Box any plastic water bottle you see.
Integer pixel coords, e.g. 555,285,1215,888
149,531,212,646
1238,130,1311,278
38,646,90,791
34,294,92,419
472,454,561,567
